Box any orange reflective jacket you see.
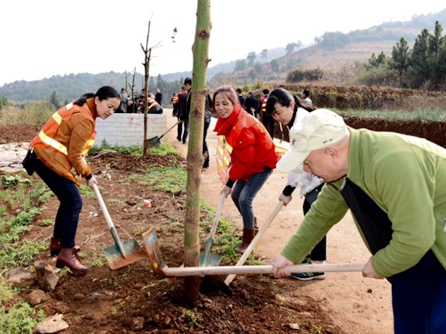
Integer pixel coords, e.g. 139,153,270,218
260,95,268,113
31,100,97,185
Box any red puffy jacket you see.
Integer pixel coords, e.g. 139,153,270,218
214,105,277,183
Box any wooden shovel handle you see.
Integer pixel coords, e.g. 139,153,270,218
201,193,226,263
92,183,127,257
163,263,365,277
209,192,226,239
158,121,181,140
92,183,114,230
225,201,284,286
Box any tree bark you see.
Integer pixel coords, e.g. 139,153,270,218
183,0,212,304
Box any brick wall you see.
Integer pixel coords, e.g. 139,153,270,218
94,114,167,147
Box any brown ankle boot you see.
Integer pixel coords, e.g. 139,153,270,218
235,229,256,254
236,218,259,238
50,237,80,256
56,248,88,274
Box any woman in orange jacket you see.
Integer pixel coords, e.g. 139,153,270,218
28,86,120,274
213,85,278,253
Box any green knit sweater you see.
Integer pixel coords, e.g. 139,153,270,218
282,127,446,277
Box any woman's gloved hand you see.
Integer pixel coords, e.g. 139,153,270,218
86,175,98,188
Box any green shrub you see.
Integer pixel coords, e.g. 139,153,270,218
0,302,45,334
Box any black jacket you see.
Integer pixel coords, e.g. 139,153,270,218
181,91,212,123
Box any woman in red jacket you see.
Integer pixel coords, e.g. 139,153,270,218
213,85,278,253
28,86,120,274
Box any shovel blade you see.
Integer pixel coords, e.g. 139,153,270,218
103,240,146,270
199,253,222,267
141,227,166,277
145,136,160,148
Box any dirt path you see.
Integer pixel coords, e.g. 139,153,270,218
165,111,394,334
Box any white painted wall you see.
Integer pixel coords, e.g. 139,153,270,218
94,114,167,147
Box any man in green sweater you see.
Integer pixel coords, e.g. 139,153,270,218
272,109,446,334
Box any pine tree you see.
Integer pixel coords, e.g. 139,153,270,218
428,21,446,89
409,29,431,89
49,91,61,109
389,37,410,87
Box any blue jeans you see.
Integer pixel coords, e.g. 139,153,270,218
231,166,273,229
33,156,82,248
388,250,446,333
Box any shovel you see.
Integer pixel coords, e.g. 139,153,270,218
92,184,146,270
141,226,365,277
145,121,181,148
199,193,226,267
225,200,284,286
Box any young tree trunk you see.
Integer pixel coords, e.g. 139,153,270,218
183,0,212,304
142,19,152,157
143,48,150,156
140,17,162,156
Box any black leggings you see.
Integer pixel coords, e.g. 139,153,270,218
33,156,82,248
303,185,326,261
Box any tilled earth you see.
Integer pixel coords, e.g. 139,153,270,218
1,125,343,333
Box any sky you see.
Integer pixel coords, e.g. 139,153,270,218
1,1,445,87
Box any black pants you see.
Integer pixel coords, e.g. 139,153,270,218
303,184,326,261
32,155,82,248
388,250,446,333
176,117,183,141
203,120,210,167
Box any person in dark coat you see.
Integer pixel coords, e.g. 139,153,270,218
155,88,163,106
244,92,259,118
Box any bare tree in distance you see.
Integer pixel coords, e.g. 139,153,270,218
128,67,137,111
124,70,129,92
141,15,162,156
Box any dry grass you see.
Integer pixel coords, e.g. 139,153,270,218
0,102,54,126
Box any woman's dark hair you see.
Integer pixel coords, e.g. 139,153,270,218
74,86,120,106
266,87,316,115
212,85,240,110
266,88,293,115
184,77,192,86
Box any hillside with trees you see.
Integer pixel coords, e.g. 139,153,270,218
211,10,446,88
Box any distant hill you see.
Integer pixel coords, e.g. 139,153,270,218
1,9,445,102
215,9,446,85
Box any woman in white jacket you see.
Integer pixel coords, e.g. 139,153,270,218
266,87,327,281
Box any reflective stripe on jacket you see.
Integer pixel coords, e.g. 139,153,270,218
260,95,268,113
30,100,97,185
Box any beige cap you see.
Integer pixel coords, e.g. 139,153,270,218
277,109,348,173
